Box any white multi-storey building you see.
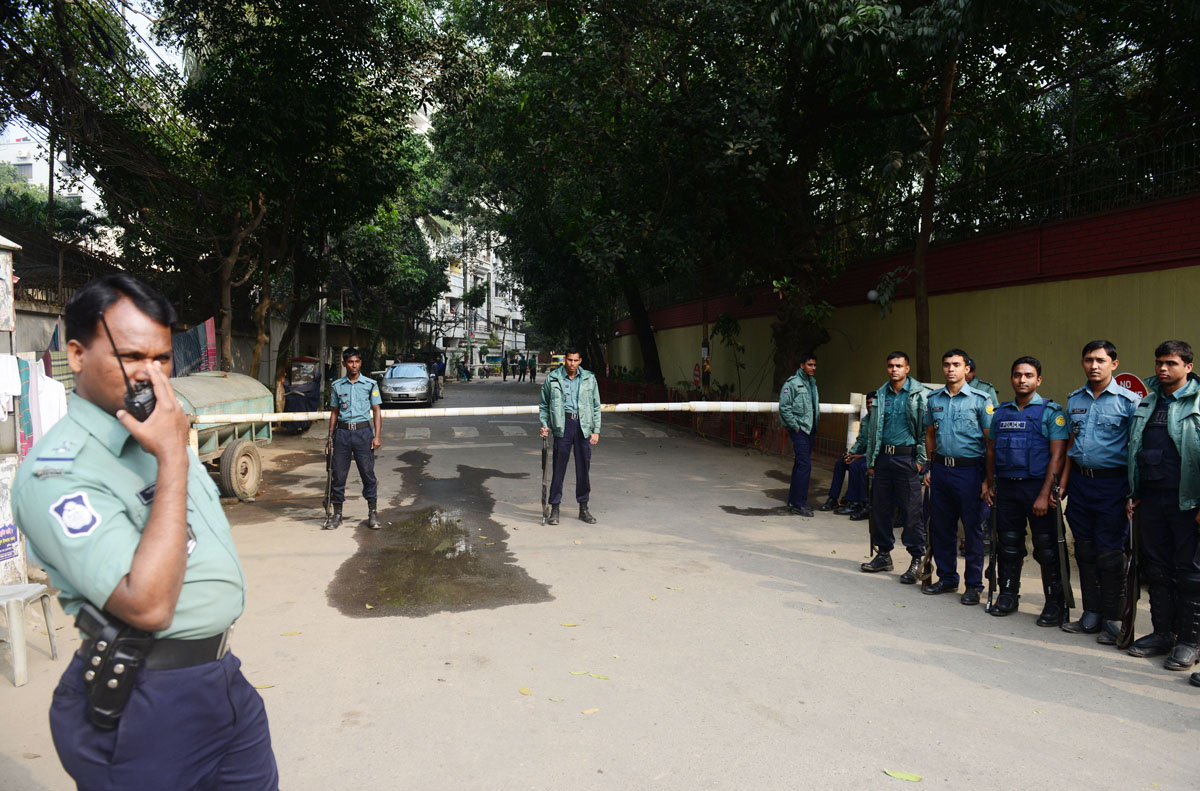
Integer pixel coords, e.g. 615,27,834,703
428,243,528,365
0,127,103,214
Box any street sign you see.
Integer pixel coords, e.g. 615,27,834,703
693,363,701,386
1115,372,1148,398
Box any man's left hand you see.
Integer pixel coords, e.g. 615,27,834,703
371,435,382,451
589,433,599,446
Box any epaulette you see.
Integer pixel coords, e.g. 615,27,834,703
30,437,80,479
1114,385,1141,403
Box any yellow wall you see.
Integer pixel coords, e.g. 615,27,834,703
609,264,1200,405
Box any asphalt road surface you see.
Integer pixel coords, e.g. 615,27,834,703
3,376,1198,790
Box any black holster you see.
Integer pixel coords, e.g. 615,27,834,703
75,602,155,730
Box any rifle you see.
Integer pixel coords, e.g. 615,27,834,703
1117,505,1139,650
918,486,934,588
322,437,333,521
540,434,550,525
984,504,998,612
1051,474,1075,611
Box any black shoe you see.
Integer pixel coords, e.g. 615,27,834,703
990,592,1019,615
834,503,857,515
1164,642,1200,671
960,588,982,606
792,506,814,518
1035,600,1067,627
1127,632,1174,658
1096,620,1122,646
898,558,921,585
367,500,381,530
861,552,893,573
848,506,870,521
819,497,838,512
322,504,343,530
922,579,959,596
1190,672,1200,688
548,504,560,525
1061,611,1102,634
579,504,598,524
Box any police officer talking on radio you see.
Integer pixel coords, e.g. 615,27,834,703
13,275,278,790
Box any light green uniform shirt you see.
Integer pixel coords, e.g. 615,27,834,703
13,396,246,639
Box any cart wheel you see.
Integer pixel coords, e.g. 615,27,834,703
219,438,262,501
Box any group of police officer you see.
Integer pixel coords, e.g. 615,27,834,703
827,340,1200,687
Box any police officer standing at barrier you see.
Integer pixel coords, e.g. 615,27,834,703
984,356,1070,624
1060,340,1140,644
1126,341,1200,677
13,275,279,789
779,352,819,517
539,348,601,524
861,351,930,580
324,347,383,530
922,349,994,603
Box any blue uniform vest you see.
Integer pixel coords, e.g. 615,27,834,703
993,401,1052,478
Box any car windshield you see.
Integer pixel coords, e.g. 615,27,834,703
386,364,427,378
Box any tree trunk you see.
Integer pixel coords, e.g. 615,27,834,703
912,56,957,383
218,253,235,371
614,259,662,385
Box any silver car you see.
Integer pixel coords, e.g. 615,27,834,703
379,362,434,406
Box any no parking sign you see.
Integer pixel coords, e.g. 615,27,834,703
1115,372,1148,398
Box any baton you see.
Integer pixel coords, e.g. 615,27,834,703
1052,475,1075,610
1117,505,1139,650
540,434,550,525
323,438,333,520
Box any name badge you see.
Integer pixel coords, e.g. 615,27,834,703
137,482,156,505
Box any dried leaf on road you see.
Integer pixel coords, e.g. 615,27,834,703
254,684,275,690
581,708,599,715
892,603,906,608
649,595,658,600
365,604,374,610
588,674,609,680
549,697,564,702
280,631,302,636
569,670,589,675
883,769,922,782
573,540,582,545
519,687,532,696
560,622,579,627
665,586,684,591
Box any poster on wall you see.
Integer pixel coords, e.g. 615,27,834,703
0,247,13,331
0,524,17,564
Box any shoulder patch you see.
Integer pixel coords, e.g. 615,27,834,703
985,403,995,414
1055,414,1067,426
371,388,380,397
49,492,103,538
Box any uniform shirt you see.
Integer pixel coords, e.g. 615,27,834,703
1066,377,1140,469
12,396,246,640
924,382,994,459
330,375,381,423
563,370,581,415
881,377,920,447
997,392,1071,441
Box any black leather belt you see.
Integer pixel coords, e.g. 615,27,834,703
338,420,369,431
1072,461,1126,479
80,629,231,671
934,453,981,467
566,413,580,420
880,444,916,455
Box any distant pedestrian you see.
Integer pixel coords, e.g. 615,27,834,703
539,349,601,524
435,356,446,398
779,352,819,517
516,355,526,382
502,356,509,381
529,356,537,383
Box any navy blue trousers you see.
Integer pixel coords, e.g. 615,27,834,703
550,417,591,504
1140,488,1200,575
930,462,985,588
995,477,1056,539
49,651,277,791
787,429,813,508
829,457,867,502
331,424,377,504
870,453,925,557
1065,473,1128,553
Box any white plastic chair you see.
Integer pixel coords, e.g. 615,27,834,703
0,583,60,686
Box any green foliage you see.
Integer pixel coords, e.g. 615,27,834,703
461,282,488,310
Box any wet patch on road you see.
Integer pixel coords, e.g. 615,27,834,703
719,504,791,517
326,449,553,617
225,450,328,527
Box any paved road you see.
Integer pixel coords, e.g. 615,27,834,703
3,376,1198,790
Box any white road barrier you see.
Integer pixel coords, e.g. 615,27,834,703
191,399,867,455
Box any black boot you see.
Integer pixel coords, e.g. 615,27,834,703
1131,565,1177,656
1062,540,1102,634
548,504,560,525
367,499,381,529
861,552,893,573
1095,549,1127,646
819,497,838,512
991,549,1022,616
322,503,343,530
848,505,870,521
1030,536,1066,626
579,503,597,524
1165,574,1200,671
834,502,857,515
898,556,921,584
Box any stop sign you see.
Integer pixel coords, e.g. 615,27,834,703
1115,372,1148,398
693,363,701,386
